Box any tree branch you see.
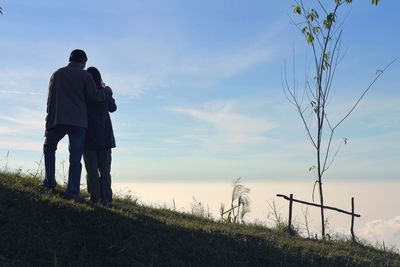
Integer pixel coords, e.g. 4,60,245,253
333,57,398,130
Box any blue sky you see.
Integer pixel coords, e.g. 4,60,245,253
0,0,399,182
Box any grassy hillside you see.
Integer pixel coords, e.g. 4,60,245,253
0,172,399,267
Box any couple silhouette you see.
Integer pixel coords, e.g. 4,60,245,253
43,49,116,206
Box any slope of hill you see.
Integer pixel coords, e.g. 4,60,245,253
0,172,399,267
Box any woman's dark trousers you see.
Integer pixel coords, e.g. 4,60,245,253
83,149,112,203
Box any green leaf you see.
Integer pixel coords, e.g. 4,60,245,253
322,52,330,70
306,32,314,44
323,13,336,29
372,0,379,5
301,26,308,35
310,101,317,107
309,165,316,172
323,20,330,29
307,9,319,21
312,26,321,35
292,5,302,15
312,9,319,19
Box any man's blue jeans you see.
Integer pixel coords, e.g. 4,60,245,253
43,125,86,197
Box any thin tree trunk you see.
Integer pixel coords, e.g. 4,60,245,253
318,130,325,237
317,80,325,238
318,176,325,237
317,144,325,237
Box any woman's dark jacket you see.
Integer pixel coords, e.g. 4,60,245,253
85,86,117,150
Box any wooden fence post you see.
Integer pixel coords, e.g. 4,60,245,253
276,193,361,238
351,197,355,242
288,194,293,231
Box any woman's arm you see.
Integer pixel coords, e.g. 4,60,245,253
105,86,117,113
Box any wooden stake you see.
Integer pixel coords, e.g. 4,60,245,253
288,194,293,231
351,197,355,242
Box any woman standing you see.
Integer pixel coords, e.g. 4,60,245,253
84,66,117,205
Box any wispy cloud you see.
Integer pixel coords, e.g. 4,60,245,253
167,100,276,145
0,139,43,152
357,216,400,249
0,107,45,132
101,40,274,98
0,67,49,100
0,4,284,100
173,41,272,83
0,107,45,152
96,19,282,98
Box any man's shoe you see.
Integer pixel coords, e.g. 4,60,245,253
42,181,57,190
101,201,113,208
41,183,58,194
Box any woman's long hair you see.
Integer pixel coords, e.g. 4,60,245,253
87,66,103,88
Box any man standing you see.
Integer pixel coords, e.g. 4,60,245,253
43,49,105,199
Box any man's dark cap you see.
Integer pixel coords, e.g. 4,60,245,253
69,49,88,63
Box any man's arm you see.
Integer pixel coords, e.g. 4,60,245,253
45,72,56,132
46,72,57,113
84,74,105,102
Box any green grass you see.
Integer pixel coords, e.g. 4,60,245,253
0,171,399,266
